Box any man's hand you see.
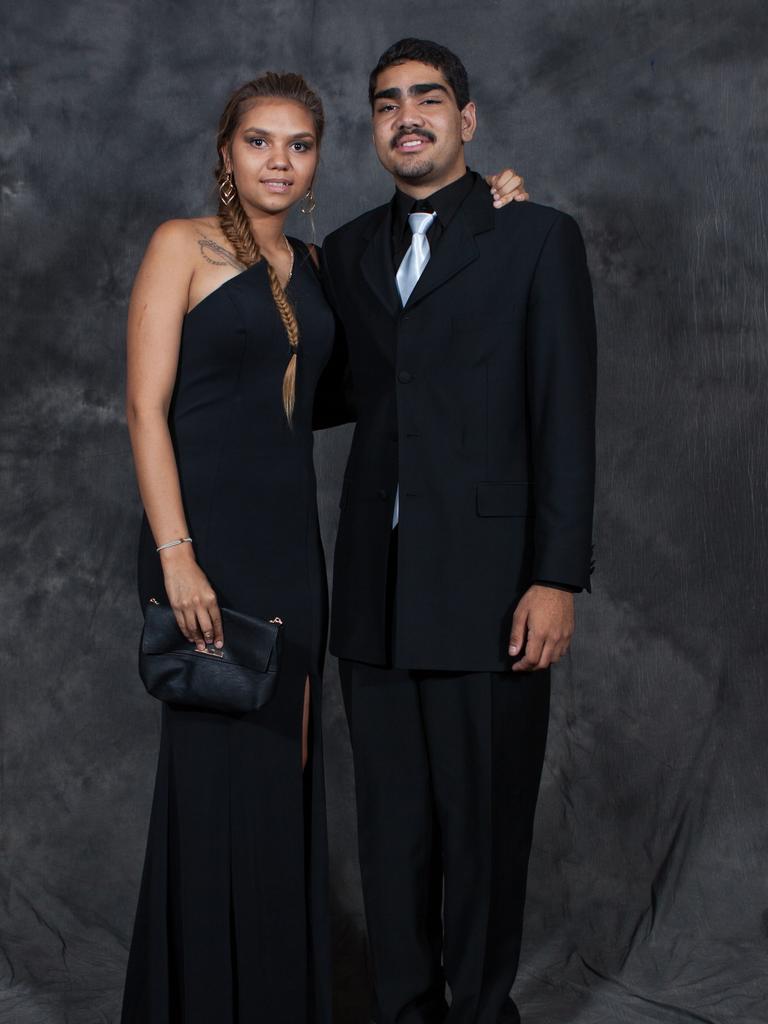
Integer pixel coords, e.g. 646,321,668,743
484,168,530,208
509,584,574,671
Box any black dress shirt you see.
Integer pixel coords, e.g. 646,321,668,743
390,170,582,596
391,169,476,270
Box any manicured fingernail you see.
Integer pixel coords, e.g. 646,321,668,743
509,645,518,654
215,640,223,649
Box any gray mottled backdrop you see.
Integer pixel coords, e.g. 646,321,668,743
1,1,766,1022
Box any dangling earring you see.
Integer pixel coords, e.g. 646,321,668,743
219,172,236,207
299,187,316,215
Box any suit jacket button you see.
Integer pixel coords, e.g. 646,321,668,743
377,489,387,499
398,370,413,383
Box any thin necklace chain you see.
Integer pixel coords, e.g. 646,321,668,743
282,234,294,287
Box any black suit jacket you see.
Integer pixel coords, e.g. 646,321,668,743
317,171,596,671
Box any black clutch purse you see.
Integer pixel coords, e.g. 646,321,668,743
139,598,283,713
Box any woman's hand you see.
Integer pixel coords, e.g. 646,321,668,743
484,168,530,208
160,544,224,650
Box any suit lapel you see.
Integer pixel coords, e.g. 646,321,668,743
405,174,495,310
360,202,401,318
358,174,496,318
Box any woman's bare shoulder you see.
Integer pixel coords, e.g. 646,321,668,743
148,216,218,248
143,217,243,272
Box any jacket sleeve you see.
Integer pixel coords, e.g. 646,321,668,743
526,212,597,591
312,242,357,430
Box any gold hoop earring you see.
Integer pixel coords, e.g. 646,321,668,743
299,188,316,215
219,172,236,207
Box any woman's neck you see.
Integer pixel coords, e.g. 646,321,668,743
241,204,289,252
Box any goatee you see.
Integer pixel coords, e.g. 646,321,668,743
396,158,435,179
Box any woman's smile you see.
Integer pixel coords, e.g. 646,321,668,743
260,177,294,193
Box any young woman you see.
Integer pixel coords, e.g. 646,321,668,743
121,72,526,1023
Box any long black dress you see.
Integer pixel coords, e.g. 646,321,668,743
121,239,335,1023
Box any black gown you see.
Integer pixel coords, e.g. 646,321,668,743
121,239,335,1023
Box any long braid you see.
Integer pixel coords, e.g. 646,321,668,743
219,195,260,267
217,189,300,423
267,264,299,421
214,72,324,424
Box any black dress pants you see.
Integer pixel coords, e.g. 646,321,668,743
339,657,550,1024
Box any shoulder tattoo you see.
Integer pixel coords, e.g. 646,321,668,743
196,234,245,270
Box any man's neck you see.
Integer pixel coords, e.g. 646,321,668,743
394,162,468,200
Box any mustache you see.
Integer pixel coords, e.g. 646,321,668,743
391,128,436,149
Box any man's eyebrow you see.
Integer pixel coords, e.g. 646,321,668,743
410,83,449,97
373,82,450,102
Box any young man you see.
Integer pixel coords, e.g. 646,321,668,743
318,38,596,1024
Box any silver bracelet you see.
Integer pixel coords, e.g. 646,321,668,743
156,536,193,552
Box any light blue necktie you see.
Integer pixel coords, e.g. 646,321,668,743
393,210,437,527
396,211,437,305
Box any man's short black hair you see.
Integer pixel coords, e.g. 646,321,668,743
368,38,470,110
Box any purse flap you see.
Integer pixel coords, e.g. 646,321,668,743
141,601,281,673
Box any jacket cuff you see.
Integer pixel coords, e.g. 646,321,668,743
533,579,582,594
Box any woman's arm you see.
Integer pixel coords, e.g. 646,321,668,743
312,244,357,430
126,220,223,649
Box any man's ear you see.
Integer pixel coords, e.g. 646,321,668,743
460,101,477,143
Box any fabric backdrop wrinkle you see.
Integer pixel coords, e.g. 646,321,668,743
1,0,766,1021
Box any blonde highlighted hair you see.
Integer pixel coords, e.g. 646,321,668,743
214,73,325,422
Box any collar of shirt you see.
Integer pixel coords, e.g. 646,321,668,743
391,168,475,263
